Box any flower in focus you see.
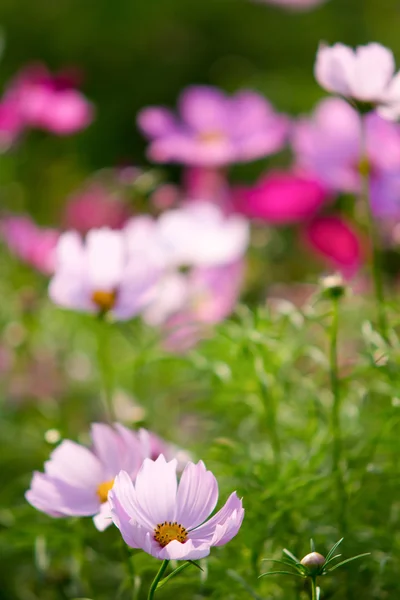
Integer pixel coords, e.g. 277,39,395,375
5,63,93,135
303,215,364,277
314,42,400,119
293,98,400,217
26,423,148,530
1,215,59,274
63,182,131,233
49,227,160,320
138,86,288,167
109,455,244,559
234,171,329,224
256,0,328,9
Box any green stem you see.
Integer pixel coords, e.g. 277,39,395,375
96,319,115,422
330,296,346,532
359,114,388,341
310,577,318,600
147,560,170,600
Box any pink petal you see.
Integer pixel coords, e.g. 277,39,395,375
158,539,211,561
191,492,244,546
175,461,219,529
134,456,177,525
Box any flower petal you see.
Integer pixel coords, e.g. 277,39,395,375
93,501,113,531
134,456,177,525
158,539,211,561
175,461,219,529
190,492,244,547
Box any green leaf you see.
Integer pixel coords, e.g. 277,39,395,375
322,554,342,569
325,538,344,562
156,561,200,590
259,570,305,579
327,553,371,572
283,548,301,564
310,538,316,552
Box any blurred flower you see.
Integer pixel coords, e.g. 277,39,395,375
138,429,191,470
109,455,244,559
1,215,59,274
138,86,288,167
314,43,400,119
183,167,231,209
155,201,249,267
149,261,245,352
257,0,328,9
26,423,164,531
49,228,160,320
63,182,131,233
303,215,364,277
293,98,400,217
234,171,329,223
4,63,93,135
0,98,24,150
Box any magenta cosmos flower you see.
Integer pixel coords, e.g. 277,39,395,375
5,63,93,135
1,215,59,274
293,98,400,217
109,455,244,560
49,228,161,319
234,171,329,224
303,216,364,277
314,43,400,119
26,423,148,530
138,86,289,167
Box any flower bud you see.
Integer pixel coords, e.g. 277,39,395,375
300,552,326,575
319,273,346,299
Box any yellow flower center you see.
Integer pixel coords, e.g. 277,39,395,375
154,521,188,547
96,479,115,503
198,130,225,143
358,156,371,177
91,289,117,313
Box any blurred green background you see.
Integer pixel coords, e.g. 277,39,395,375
1,0,400,221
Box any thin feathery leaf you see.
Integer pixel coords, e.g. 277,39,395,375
259,570,305,579
327,553,371,572
325,538,344,562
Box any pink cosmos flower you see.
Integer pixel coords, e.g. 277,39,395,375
303,215,364,277
5,63,93,135
314,43,400,119
26,425,186,531
293,98,400,217
183,167,231,209
63,182,131,233
49,228,160,320
257,0,328,9
0,99,24,150
109,455,244,560
234,171,329,224
1,215,59,274
138,86,289,167
26,423,147,530
155,201,249,267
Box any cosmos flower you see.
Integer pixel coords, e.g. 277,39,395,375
63,182,131,234
293,98,400,217
49,227,160,320
109,455,244,560
234,171,329,224
4,63,93,135
26,423,147,530
138,86,288,167
303,215,364,277
314,42,400,119
1,215,59,274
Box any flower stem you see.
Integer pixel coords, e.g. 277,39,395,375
310,577,318,600
359,114,388,342
330,295,346,532
96,318,115,422
147,560,170,600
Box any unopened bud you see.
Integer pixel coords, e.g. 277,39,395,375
320,273,346,299
300,552,326,575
